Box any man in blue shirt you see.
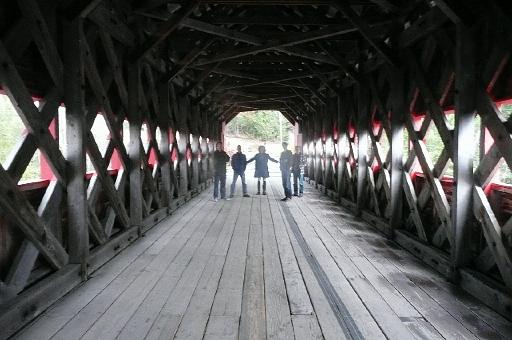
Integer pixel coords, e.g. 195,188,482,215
230,145,250,198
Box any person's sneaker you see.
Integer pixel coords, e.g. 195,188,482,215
229,194,234,198
214,198,219,202
262,191,267,195
243,194,250,197
280,197,288,201
225,197,231,201
256,192,261,195
293,193,299,197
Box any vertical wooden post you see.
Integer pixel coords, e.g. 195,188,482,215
178,133,189,197
337,95,347,202
356,85,369,215
191,134,199,190
200,136,207,184
63,18,88,275
128,63,143,230
158,82,172,208
314,111,321,185
452,23,477,270
390,68,405,237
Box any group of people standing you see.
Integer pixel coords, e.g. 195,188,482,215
212,142,305,202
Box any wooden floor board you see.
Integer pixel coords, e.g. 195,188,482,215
303,184,509,340
261,197,294,340
294,192,422,339
286,197,387,339
268,183,347,340
239,196,266,340
143,199,240,340
173,199,243,340
11,178,512,340
13,197,206,340
267,190,314,316
372,256,479,339
61,194,222,340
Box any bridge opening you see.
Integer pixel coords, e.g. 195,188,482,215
224,110,295,179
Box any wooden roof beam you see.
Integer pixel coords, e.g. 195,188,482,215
194,24,362,66
228,95,299,105
334,1,397,66
132,0,200,62
274,109,296,125
181,62,222,96
299,79,327,105
315,41,362,83
184,18,341,66
194,78,227,104
368,0,399,13
182,18,263,45
164,0,338,4
204,14,344,26
192,66,260,81
288,85,320,112
304,63,339,94
219,70,339,90
163,39,215,83
64,0,104,19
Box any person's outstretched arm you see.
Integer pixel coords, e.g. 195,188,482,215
246,155,256,163
269,155,278,163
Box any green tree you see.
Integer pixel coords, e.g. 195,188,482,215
226,110,293,142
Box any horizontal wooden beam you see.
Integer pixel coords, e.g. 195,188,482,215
164,39,215,83
334,1,396,66
194,24,361,66
219,70,339,90
132,0,199,62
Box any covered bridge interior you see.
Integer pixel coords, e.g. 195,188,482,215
1,0,512,339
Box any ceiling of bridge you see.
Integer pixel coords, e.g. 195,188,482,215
1,0,469,124
130,0,417,123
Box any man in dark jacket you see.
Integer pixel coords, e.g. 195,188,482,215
213,142,230,201
280,142,293,201
230,145,250,198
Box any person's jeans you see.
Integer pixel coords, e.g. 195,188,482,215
281,169,292,198
230,171,247,195
213,174,226,199
293,171,304,195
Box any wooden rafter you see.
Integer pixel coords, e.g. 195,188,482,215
132,0,200,62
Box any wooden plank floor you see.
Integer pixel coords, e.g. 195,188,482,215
12,177,512,340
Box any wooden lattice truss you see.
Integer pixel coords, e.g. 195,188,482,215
0,0,221,313
299,0,512,317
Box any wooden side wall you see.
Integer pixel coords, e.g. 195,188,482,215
0,4,220,338
302,8,512,319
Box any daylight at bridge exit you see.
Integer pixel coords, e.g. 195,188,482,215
1,1,512,339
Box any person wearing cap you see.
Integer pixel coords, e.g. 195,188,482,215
279,141,293,201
